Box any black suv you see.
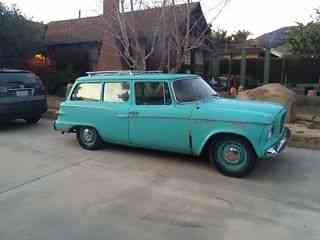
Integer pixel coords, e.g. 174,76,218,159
0,69,47,123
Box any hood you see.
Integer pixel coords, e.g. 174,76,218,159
194,98,284,125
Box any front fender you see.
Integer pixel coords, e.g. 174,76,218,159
191,120,265,157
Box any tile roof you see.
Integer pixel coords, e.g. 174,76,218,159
46,2,202,45
46,16,105,45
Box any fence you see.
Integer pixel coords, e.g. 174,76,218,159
219,57,320,86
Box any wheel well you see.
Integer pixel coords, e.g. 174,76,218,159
69,126,80,133
201,132,257,157
69,125,102,138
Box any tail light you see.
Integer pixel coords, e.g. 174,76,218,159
0,86,8,97
34,77,46,96
34,85,45,96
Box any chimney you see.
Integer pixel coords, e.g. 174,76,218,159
103,0,119,16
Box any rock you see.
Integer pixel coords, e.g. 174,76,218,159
238,84,296,123
296,114,320,124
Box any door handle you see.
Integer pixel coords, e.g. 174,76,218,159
129,111,139,116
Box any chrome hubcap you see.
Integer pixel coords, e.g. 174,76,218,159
224,147,241,164
82,128,96,144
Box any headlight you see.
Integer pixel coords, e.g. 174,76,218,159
267,125,274,139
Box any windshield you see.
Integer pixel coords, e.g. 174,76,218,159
173,77,218,103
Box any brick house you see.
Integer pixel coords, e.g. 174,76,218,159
46,0,210,75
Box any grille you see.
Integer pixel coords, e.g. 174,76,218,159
279,113,286,134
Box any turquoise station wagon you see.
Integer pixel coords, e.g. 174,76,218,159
54,71,290,177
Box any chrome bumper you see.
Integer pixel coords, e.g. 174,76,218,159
266,127,291,158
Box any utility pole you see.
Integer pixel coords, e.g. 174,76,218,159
264,48,271,84
228,54,232,76
280,57,286,85
240,48,247,88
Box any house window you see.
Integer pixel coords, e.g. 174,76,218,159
104,82,130,103
183,50,191,65
71,83,102,101
194,50,204,65
135,82,172,105
32,53,47,65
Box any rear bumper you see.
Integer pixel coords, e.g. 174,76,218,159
265,127,291,158
0,96,47,120
53,120,72,134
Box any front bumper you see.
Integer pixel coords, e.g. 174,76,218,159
265,127,291,158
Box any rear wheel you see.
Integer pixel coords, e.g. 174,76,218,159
77,126,102,150
208,136,257,178
25,116,41,124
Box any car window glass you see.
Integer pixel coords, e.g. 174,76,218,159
0,73,37,83
71,83,101,101
135,82,172,105
104,82,130,103
173,78,217,102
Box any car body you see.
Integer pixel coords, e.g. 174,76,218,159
0,69,47,123
54,72,290,177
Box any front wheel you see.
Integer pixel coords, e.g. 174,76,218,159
209,136,257,178
77,126,103,150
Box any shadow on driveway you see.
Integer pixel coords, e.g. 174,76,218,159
62,134,309,183
0,120,38,132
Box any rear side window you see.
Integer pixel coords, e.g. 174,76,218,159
135,82,172,105
71,83,102,101
104,82,130,103
0,73,37,84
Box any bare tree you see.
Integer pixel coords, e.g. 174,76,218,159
100,0,230,71
101,0,165,70
162,0,231,72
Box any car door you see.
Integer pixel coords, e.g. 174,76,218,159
67,82,104,129
97,81,131,144
129,80,193,154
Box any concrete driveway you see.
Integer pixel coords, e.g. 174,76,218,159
0,120,320,240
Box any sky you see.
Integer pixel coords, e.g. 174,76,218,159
4,0,320,37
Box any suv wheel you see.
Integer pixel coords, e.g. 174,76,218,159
25,116,41,124
77,126,102,150
209,136,257,178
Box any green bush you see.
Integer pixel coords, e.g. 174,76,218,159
47,65,78,96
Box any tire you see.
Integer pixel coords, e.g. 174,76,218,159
77,126,103,150
25,116,41,124
208,136,257,178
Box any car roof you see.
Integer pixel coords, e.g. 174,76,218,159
76,73,199,82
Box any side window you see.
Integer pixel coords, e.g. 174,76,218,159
135,82,172,105
104,82,130,103
71,83,102,101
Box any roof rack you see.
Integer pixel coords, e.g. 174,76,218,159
86,70,163,77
